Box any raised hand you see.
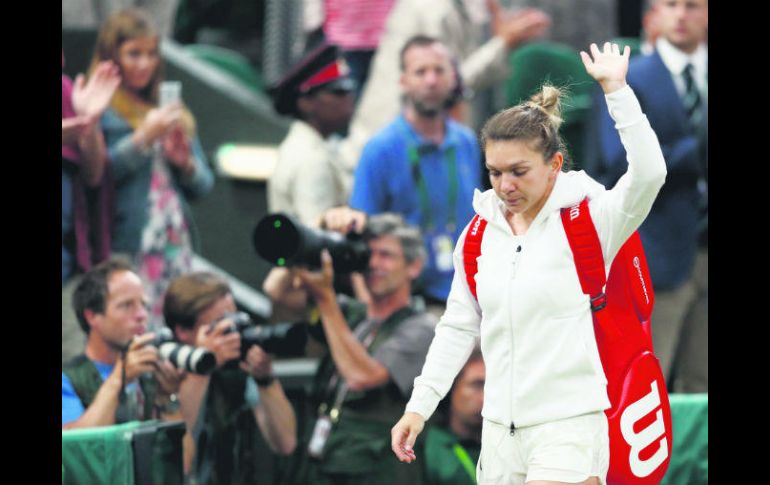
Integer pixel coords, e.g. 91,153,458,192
580,42,630,94
488,0,551,49
71,61,121,119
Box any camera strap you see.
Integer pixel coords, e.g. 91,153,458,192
320,324,381,424
317,304,416,422
119,349,127,404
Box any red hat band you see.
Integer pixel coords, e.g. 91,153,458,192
299,60,346,93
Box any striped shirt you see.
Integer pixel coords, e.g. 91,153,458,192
323,0,395,50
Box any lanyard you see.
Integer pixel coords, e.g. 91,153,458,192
452,443,476,482
317,305,416,423
319,324,381,423
399,121,459,232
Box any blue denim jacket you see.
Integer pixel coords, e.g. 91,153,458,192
101,108,214,255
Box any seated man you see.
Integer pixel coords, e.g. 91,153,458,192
164,272,297,485
263,210,436,485
62,257,183,429
423,347,484,485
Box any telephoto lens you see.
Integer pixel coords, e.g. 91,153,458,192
152,327,216,374
252,213,371,273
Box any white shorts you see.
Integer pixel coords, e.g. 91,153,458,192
476,412,609,485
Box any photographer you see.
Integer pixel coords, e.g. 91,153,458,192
164,272,297,485
62,257,184,429
263,210,436,485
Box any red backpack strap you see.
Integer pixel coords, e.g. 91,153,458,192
560,198,608,311
462,214,487,300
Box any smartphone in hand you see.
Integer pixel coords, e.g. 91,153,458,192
159,81,182,107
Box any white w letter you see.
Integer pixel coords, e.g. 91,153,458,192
620,381,669,477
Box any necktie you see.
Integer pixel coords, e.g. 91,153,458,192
682,63,703,129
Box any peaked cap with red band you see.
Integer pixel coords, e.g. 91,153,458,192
268,43,354,116
298,59,346,92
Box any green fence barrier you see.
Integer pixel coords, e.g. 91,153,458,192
61,395,706,484
62,420,185,485
661,393,708,485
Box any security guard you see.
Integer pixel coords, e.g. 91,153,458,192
268,43,356,226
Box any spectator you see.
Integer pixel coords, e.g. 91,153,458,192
268,43,355,226
349,36,481,313
641,0,662,55
91,8,214,330
330,0,550,195
508,0,619,52
62,257,184,429
62,56,120,283
62,0,180,38
321,0,396,101
264,210,436,485
62,55,121,363
165,272,297,484
359,0,550,130
588,0,708,392
422,347,484,485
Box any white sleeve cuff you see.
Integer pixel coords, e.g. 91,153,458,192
604,84,645,130
404,385,444,420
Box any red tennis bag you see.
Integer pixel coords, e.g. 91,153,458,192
463,197,672,485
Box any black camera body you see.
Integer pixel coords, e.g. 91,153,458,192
252,213,371,273
216,312,308,359
151,327,216,374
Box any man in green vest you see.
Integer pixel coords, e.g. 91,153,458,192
423,347,484,485
62,257,184,429
263,209,437,485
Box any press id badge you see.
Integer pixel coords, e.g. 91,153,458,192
432,233,455,273
308,415,333,458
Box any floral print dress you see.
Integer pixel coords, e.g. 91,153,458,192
137,149,193,331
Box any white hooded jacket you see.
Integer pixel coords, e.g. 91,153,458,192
405,85,667,429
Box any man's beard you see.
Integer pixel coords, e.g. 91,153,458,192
412,98,445,118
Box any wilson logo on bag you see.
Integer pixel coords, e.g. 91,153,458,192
462,198,673,485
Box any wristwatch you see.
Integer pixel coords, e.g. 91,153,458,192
253,374,276,387
156,393,180,415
